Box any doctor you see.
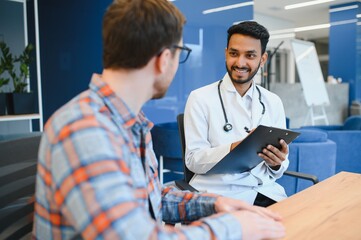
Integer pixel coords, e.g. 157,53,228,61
184,21,289,207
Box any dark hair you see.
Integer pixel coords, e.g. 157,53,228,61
227,21,269,54
102,0,186,69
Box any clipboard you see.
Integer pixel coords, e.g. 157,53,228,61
207,125,300,174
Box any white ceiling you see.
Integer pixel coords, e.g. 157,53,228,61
254,0,358,40
172,0,359,41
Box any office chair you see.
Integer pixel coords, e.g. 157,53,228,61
151,122,184,184
175,113,318,193
0,135,42,239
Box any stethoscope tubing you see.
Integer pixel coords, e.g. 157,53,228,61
218,79,265,132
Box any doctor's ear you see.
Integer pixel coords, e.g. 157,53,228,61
260,52,268,66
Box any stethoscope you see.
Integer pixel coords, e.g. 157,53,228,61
218,79,265,132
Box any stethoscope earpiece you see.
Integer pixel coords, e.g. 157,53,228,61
223,123,233,132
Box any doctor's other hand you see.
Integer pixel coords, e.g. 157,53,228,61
230,140,242,151
214,196,283,221
258,139,288,169
231,210,285,240
230,128,256,151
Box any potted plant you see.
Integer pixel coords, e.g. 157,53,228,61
0,76,9,116
0,41,35,115
0,41,11,115
0,79,9,115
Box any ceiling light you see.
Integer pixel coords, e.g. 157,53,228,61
285,0,335,10
233,19,254,25
294,23,330,32
269,33,296,40
202,1,253,15
269,23,330,36
331,19,357,27
329,4,358,13
270,28,296,35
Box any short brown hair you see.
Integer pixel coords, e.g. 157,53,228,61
102,0,186,69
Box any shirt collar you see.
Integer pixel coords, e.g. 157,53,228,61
89,73,153,132
222,72,254,100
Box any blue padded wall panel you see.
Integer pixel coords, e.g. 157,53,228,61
329,2,361,105
38,0,111,122
39,1,253,125
328,131,361,173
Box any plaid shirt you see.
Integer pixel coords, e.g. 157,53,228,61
32,74,242,240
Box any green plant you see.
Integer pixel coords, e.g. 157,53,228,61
0,72,10,92
0,41,34,93
0,42,11,91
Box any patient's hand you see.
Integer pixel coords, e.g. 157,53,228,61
214,196,282,221
232,210,285,240
215,196,285,240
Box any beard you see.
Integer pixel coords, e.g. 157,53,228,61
226,62,261,85
151,91,167,100
151,82,168,99
151,75,170,100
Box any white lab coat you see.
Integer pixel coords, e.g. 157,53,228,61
184,73,289,204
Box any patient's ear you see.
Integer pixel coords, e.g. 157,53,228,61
156,48,171,74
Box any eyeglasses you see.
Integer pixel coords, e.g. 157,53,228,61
172,45,192,64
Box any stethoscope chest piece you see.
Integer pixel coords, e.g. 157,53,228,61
223,123,233,132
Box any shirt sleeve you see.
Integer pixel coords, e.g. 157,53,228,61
161,186,218,223
161,186,242,239
51,122,242,240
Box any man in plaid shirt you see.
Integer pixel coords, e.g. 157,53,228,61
32,0,285,239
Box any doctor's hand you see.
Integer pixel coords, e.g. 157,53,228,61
258,139,288,170
230,128,256,151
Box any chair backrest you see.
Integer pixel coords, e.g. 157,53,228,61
343,115,361,130
177,113,195,183
0,135,42,239
151,122,184,183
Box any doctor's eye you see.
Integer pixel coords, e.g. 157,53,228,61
228,51,238,57
246,53,257,59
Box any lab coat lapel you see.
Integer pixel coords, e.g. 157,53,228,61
251,84,263,129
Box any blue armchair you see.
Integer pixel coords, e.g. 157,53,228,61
302,115,361,174
151,122,184,184
277,129,337,196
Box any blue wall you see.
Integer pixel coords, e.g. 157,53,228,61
38,0,253,124
329,2,361,106
38,0,110,122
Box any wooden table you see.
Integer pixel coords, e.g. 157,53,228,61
268,171,361,240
